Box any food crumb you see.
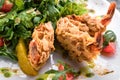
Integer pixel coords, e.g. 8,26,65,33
93,64,114,76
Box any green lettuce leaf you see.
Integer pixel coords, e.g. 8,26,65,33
15,0,24,10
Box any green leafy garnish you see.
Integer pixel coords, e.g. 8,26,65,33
103,30,116,46
0,0,4,8
0,44,17,61
46,69,68,80
15,0,24,10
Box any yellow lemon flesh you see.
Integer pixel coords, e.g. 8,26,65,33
16,38,38,76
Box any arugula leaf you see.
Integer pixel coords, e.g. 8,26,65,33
0,20,14,40
15,0,24,10
0,0,4,8
14,24,31,39
45,69,68,80
6,10,17,20
61,2,88,16
0,18,7,31
16,8,37,29
0,10,17,32
0,44,17,61
3,27,14,40
45,69,59,74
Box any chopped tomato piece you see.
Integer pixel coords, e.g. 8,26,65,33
59,76,63,80
66,73,74,80
58,64,74,80
0,0,13,12
59,73,74,80
101,42,116,57
58,64,64,71
0,38,4,47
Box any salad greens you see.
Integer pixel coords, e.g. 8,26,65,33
29,0,88,28
0,8,38,61
0,0,88,61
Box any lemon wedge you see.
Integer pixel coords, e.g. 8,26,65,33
16,38,38,76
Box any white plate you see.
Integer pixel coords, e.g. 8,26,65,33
0,0,120,80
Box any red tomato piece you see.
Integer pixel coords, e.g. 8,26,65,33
101,42,116,57
58,64,64,71
66,73,74,80
58,64,74,80
0,38,4,47
59,73,74,80
59,76,63,80
0,0,13,12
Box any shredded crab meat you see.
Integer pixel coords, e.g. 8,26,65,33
56,14,102,62
28,22,55,70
